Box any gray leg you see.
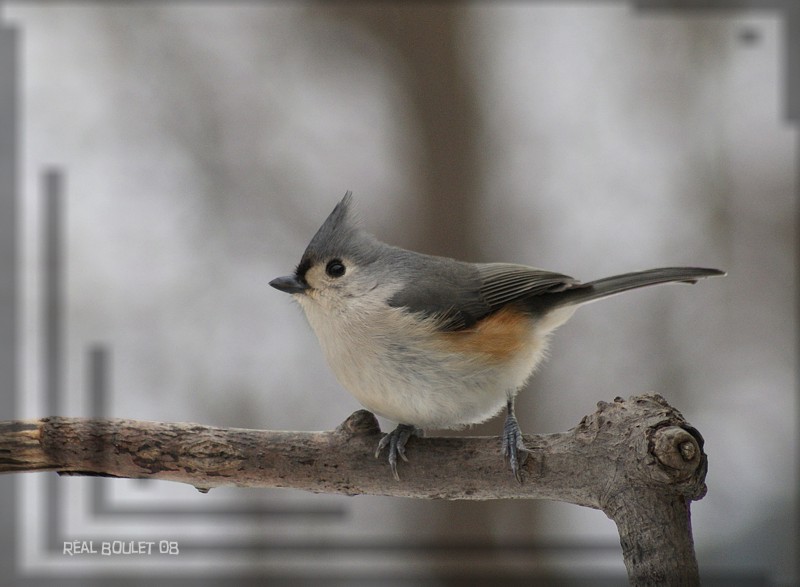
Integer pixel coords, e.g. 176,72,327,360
502,399,529,483
375,423,421,481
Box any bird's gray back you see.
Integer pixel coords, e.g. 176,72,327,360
386,249,577,330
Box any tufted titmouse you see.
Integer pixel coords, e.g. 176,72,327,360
270,192,724,481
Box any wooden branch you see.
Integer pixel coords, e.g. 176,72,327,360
0,393,706,585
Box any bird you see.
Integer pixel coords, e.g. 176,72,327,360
270,192,724,481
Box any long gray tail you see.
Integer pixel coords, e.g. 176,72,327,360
547,267,725,309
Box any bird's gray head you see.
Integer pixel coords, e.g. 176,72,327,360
269,192,399,310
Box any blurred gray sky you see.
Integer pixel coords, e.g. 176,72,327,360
3,3,796,585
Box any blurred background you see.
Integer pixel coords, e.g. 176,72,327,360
0,2,796,586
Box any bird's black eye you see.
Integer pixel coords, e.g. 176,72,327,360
325,259,346,278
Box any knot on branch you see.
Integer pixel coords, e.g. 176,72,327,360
650,426,704,481
177,434,246,476
581,394,708,505
334,410,382,438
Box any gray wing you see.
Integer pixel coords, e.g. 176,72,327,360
476,263,578,315
388,259,578,331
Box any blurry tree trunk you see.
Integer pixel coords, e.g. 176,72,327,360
325,5,483,259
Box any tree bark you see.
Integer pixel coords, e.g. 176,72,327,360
0,393,706,585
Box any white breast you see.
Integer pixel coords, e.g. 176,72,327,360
297,292,567,430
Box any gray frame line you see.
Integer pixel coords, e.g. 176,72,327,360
0,17,18,578
633,0,798,121
42,169,63,554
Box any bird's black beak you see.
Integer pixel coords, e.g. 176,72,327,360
269,275,308,294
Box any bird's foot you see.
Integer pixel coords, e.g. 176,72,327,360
375,423,422,481
502,412,529,483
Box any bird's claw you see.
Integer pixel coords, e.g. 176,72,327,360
502,412,529,483
375,424,420,481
